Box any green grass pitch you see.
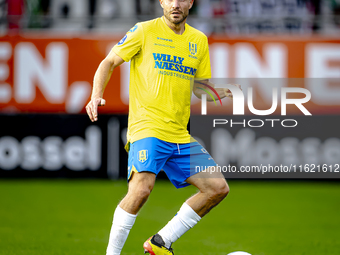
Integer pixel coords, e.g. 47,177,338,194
0,179,339,255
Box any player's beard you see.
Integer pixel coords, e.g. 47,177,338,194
164,9,188,25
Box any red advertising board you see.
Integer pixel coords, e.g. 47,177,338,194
0,34,339,114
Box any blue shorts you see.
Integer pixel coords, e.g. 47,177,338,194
127,137,217,188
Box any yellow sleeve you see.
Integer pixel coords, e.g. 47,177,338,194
195,36,211,79
112,23,144,62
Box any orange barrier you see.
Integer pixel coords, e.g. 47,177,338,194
0,35,339,114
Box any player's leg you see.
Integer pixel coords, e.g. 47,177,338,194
144,142,228,252
185,170,229,217
153,171,228,251
107,172,156,255
119,171,156,214
107,137,172,255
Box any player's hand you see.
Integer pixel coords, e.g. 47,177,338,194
224,84,241,99
85,97,106,122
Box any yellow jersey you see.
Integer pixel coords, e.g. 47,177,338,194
112,16,211,146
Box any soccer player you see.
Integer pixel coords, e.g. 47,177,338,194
86,0,238,254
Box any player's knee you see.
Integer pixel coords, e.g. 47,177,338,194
209,179,229,201
220,181,230,198
134,185,152,201
128,172,155,201
128,182,153,202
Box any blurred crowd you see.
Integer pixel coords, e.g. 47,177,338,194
1,0,340,34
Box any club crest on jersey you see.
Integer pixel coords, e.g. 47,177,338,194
189,42,197,55
138,150,148,163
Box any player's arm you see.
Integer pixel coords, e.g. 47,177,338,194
193,79,240,101
86,50,124,122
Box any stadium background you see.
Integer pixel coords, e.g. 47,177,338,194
0,0,339,254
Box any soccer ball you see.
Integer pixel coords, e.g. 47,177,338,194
227,252,252,255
